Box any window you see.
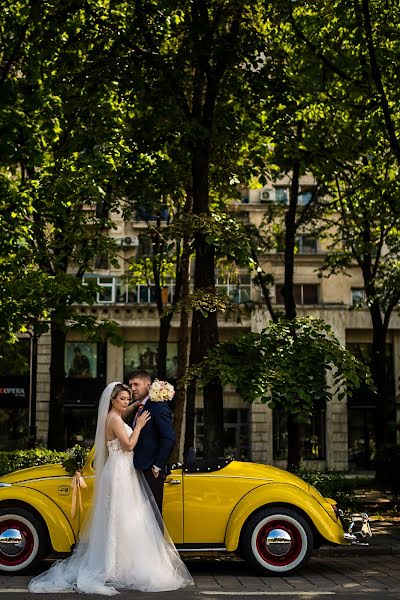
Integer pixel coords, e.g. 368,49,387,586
83,276,176,305
298,190,313,205
297,235,318,254
94,254,109,270
95,200,109,219
273,401,326,460
277,284,319,305
215,274,251,303
135,206,169,222
124,342,178,379
351,288,366,306
136,234,153,257
273,187,314,205
346,342,396,470
0,339,30,449
235,210,250,224
275,187,289,204
97,277,114,302
64,343,107,444
65,342,98,379
195,408,249,459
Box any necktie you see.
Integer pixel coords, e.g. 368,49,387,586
133,403,145,427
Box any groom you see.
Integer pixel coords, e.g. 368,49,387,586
127,370,176,514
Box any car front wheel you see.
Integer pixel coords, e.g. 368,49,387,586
0,508,48,572
241,506,313,575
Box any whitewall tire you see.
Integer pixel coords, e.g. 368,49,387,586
241,506,313,575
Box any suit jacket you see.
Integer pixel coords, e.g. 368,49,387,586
133,399,176,472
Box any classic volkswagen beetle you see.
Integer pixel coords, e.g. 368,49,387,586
0,452,371,575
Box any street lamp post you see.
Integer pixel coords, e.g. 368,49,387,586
27,332,38,447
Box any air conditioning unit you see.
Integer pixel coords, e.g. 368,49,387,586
117,236,139,248
259,188,275,203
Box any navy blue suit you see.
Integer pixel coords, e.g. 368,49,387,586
132,399,176,513
133,399,176,471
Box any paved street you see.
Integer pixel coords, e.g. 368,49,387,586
1,554,400,599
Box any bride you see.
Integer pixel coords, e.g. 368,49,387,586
29,382,193,595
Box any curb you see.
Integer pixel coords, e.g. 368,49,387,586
314,544,400,557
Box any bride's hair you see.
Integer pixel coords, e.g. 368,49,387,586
108,383,131,410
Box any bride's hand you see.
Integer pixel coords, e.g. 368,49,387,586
136,410,151,430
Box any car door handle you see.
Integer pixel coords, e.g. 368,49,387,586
166,479,181,485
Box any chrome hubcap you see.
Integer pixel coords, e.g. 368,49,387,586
265,528,292,557
0,528,26,557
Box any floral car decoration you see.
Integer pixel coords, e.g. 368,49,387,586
0,450,372,574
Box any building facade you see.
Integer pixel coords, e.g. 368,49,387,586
3,178,400,471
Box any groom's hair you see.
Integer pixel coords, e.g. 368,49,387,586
127,370,152,383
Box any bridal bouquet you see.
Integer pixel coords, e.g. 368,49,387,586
61,444,90,476
149,379,175,402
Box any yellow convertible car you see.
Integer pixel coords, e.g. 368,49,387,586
0,452,371,575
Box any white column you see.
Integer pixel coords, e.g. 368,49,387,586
107,343,124,382
250,401,273,464
323,311,349,471
35,333,51,445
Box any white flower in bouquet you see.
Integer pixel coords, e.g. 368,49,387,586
149,379,175,402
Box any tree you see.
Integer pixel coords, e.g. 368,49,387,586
0,1,128,448
282,0,400,215
103,0,273,458
322,154,400,456
239,2,350,466
190,317,372,426
276,0,400,462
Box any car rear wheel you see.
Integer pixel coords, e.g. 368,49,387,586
241,506,313,575
0,508,48,572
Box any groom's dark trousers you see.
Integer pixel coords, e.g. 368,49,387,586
142,469,165,513
133,399,176,514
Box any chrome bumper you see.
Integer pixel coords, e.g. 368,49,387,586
340,511,372,545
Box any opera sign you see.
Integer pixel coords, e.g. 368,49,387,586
0,377,29,408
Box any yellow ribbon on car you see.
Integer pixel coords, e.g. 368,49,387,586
71,470,87,519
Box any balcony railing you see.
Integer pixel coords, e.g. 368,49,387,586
83,276,252,305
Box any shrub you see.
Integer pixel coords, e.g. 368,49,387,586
0,449,66,477
292,467,359,513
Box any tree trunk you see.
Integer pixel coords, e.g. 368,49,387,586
287,414,303,470
157,313,172,380
191,144,224,458
281,153,300,321
283,146,303,468
369,303,393,450
184,310,201,459
47,309,67,450
171,235,191,463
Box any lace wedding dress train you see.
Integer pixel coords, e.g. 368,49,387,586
29,423,193,595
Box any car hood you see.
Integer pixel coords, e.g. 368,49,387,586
0,463,68,485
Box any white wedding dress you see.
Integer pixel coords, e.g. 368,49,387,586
29,419,193,595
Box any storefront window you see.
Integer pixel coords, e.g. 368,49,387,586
124,342,178,380
273,403,326,461
0,339,30,449
64,406,100,448
64,342,106,446
65,342,98,379
195,408,249,459
346,342,395,471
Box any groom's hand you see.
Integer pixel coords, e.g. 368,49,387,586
152,465,160,478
